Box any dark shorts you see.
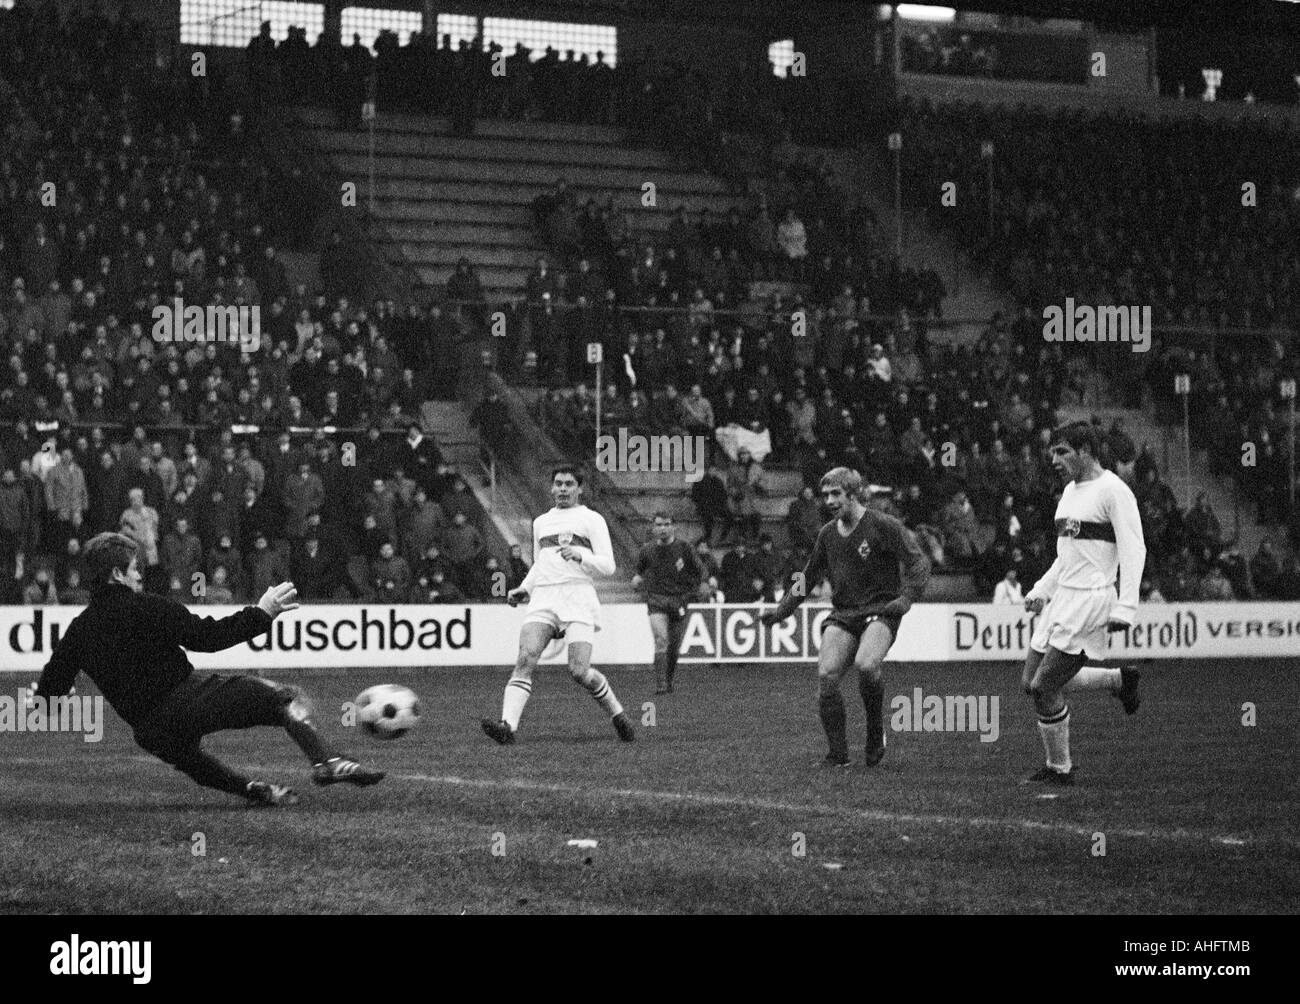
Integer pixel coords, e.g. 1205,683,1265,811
133,674,293,757
822,611,903,646
647,595,689,621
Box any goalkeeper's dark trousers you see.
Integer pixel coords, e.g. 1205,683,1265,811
133,674,298,796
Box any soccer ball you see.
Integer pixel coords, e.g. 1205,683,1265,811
355,684,421,740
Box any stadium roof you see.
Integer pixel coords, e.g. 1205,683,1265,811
637,0,1300,35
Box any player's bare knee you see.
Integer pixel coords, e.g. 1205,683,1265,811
515,650,540,676
855,660,883,686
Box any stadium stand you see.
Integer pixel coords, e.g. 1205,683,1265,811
1,3,1295,610
0,4,513,607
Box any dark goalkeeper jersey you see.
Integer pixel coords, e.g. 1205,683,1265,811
35,584,273,728
773,509,931,619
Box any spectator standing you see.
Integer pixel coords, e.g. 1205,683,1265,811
119,488,162,592
44,447,88,551
0,467,32,602
993,568,1023,604
439,510,485,592
23,568,59,605
282,461,324,540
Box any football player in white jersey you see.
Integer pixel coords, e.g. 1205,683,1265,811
481,465,636,744
1021,422,1144,786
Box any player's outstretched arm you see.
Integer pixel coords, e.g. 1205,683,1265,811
147,590,285,653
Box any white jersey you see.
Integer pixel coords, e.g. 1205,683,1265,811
1027,469,1146,623
519,504,616,592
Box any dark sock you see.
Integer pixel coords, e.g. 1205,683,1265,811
818,692,848,759
652,652,668,690
665,651,678,687
859,675,884,748
285,716,333,764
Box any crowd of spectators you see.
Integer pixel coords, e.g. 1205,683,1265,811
2,5,1290,608
0,4,512,606
896,97,1297,535
249,19,1293,604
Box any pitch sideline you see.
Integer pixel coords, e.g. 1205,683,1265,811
3,754,1272,848
396,771,1264,848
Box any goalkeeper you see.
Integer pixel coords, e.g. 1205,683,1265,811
34,532,383,806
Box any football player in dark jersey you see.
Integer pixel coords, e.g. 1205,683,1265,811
762,468,930,766
632,512,708,694
35,532,383,805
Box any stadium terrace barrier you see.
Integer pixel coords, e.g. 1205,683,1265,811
3,603,1298,673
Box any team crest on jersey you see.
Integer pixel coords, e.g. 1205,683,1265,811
857,540,872,559
1062,518,1081,538
558,532,573,546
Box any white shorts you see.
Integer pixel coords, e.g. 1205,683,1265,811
1030,585,1114,661
523,583,600,656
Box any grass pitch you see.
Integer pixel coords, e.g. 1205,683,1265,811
1,659,1295,914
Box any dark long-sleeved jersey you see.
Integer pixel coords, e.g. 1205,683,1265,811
772,509,930,620
635,539,707,604
35,584,273,728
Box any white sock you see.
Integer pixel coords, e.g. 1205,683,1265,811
501,677,531,731
1067,666,1121,692
579,668,623,718
1037,705,1072,773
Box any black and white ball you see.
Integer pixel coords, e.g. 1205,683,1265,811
356,684,421,740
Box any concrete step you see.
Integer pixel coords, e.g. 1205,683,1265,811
327,152,733,195
384,221,535,245
376,201,532,225
356,175,744,210
298,106,635,146
395,242,539,270
407,262,524,291
311,129,695,174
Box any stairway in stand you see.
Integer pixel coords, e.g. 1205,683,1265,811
298,108,750,302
